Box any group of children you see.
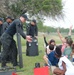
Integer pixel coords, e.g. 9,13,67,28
43,25,74,75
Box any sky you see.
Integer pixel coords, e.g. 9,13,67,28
44,0,74,28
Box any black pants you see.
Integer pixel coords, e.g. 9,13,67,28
0,32,17,67
10,40,17,66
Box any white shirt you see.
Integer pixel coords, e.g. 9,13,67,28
46,45,56,54
58,56,74,75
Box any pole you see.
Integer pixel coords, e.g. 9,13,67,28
16,33,23,68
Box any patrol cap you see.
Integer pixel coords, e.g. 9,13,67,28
32,19,36,24
6,16,13,21
0,18,3,22
21,14,28,20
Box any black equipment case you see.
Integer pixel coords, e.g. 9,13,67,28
26,37,39,56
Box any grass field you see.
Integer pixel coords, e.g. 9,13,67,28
14,33,74,75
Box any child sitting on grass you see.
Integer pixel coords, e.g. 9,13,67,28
57,25,73,54
63,37,73,60
53,46,74,75
43,34,56,54
43,44,59,67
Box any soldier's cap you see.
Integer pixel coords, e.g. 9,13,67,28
32,19,36,24
0,18,3,22
6,16,13,21
21,14,28,20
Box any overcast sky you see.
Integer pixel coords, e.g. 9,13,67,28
44,0,74,28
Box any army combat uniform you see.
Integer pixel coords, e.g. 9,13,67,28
0,19,26,67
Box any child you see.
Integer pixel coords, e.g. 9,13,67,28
63,37,73,60
43,34,56,53
53,46,74,75
57,25,73,53
43,45,58,67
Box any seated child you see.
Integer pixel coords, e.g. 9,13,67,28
43,34,56,52
53,46,74,75
63,37,73,60
57,25,73,54
43,45,59,67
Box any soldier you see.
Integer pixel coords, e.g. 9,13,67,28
27,19,38,38
0,18,3,52
0,14,32,67
26,20,39,56
3,16,13,32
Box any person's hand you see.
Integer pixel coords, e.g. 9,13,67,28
26,36,32,42
70,25,73,30
61,71,65,75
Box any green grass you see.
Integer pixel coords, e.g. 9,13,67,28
14,33,74,75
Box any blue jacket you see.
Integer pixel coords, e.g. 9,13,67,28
47,51,59,66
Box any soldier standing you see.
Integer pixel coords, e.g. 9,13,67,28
3,16,13,32
27,20,38,37
0,14,32,67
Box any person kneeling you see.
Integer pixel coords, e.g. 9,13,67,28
53,46,74,75
43,44,59,67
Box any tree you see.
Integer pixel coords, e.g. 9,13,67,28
22,0,63,19
0,0,63,19
0,0,17,18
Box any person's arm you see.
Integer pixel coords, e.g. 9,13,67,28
68,25,73,36
62,61,66,75
53,68,64,75
35,25,38,36
16,23,32,42
57,28,65,43
16,24,26,39
43,34,48,46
